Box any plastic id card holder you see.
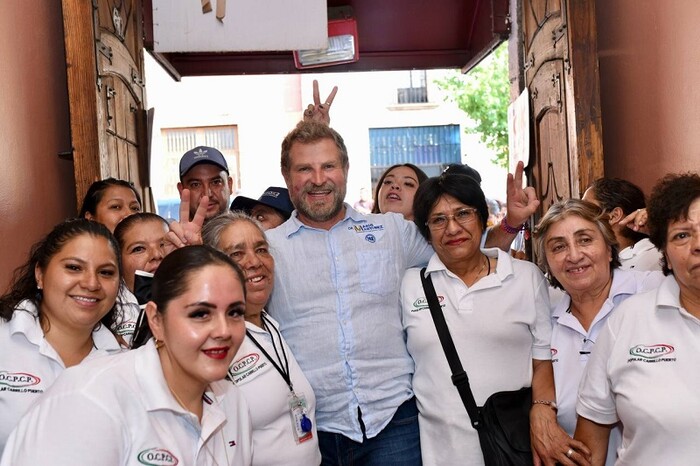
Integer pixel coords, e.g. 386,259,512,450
288,391,313,444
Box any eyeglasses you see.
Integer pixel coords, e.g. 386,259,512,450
426,208,478,230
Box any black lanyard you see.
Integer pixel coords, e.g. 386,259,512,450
245,314,294,392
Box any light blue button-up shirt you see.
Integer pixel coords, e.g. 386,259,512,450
266,205,433,441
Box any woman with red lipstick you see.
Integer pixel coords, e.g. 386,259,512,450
400,173,578,465
203,212,321,466
574,173,700,465
0,219,123,455
532,199,663,465
1,245,253,465
372,164,428,220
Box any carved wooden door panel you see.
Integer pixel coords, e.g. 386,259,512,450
63,0,150,210
522,0,604,217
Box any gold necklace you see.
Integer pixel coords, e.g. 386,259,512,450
168,384,190,412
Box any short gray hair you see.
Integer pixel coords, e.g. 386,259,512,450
533,199,620,289
202,211,265,251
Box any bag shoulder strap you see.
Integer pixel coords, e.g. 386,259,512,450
419,268,482,428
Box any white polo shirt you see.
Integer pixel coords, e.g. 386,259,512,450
113,286,140,346
577,275,700,465
1,339,253,466
400,248,552,466
619,238,663,272
551,269,663,465
0,301,122,455
229,313,321,466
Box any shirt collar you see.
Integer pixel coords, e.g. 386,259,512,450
9,299,121,353
281,203,369,237
135,339,228,431
551,268,647,320
8,300,44,345
619,237,656,260
424,247,513,284
656,274,682,310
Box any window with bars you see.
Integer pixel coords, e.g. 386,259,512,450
369,125,460,186
397,70,428,104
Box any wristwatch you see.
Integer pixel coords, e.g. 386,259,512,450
532,400,558,411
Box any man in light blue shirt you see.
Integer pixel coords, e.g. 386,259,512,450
267,121,539,465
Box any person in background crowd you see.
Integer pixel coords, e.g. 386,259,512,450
443,162,482,183
575,172,700,465
583,177,663,271
112,213,172,345
203,212,321,465
0,219,123,454
353,187,374,214
178,145,233,222
266,120,540,465
231,186,295,230
533,199,663,465
79,178,142,232
113,213,171,294
401,173,580,465
1,245,253,465
372,163,428,221
486,198,502,227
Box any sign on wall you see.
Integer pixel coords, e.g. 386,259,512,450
152,0,327,52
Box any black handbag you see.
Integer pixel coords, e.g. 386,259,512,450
419,268,533,466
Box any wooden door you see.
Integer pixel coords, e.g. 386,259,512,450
62,0,151,211
521,0,604,216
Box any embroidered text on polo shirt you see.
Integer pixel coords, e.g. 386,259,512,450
229,352,268,383
136,447,179,465
627,344,676,363
0,371,42,393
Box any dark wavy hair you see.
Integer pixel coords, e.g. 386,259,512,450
79,178,142,218
131,245,247,348
0,219,123,331
587,177,647,244
371,163,429,214
647,172,700,275
412,173,488,242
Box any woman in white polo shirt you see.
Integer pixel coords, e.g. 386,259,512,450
575,172,700,465
0,218,123,455
203,212,321,466
533,199,664,465
400,173,582,465
582,177,663,271
1,245,253,465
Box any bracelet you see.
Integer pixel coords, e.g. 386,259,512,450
532,400,558,411
500,216,523,235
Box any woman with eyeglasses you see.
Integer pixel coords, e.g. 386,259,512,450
532,199,663,465
399,173,581,465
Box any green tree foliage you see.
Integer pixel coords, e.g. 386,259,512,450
436,43,509,168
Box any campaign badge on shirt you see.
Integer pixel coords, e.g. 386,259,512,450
288,391,313,444
349,222,386,243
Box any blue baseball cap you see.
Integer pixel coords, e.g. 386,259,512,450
179,146,229,179
230,187,294,219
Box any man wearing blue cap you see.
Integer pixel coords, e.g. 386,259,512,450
177,146,233,222
230,187,294,230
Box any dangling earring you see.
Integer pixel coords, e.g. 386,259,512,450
35,285,43,302
154,337,164,349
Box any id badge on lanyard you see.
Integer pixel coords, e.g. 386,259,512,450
288,391,313,444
